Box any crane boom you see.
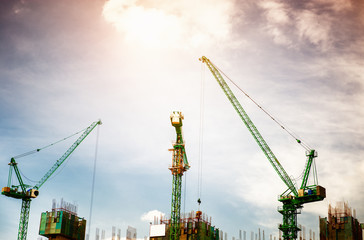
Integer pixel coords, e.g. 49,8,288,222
199,56,297,196
200,56,325,240
35,120,101,189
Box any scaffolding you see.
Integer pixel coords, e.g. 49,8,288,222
320,201,363,240
39,199,86,240
150,211,220,240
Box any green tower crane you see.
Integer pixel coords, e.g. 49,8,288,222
1,120,102,240
169,111,190,240
199,56,326,240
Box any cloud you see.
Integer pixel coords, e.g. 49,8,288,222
295,10,332,50
259,1,289,24
1,1,364,239
141,210,165,222
102,0,235,49
257,0,361,52
310,0,352,12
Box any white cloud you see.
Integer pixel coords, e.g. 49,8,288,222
295,10,332,50
259,0,289,24
258,0,293,47
141,210,165,222
257,0,358,51
311,0,352,12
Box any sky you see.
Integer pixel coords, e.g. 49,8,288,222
0,0,363,239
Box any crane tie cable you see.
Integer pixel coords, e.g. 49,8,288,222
12,127,88,160
212,62,311,151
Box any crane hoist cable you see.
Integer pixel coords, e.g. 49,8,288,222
87,123,100,240
212,63,312,151
197,61,205,209
183,173,187,216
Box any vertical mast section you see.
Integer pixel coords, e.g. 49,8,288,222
169,112,190,240
18,199,31,240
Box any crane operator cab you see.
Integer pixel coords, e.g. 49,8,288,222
27,189,39,198
170,111,184,127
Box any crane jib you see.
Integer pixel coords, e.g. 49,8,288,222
2,120,101,240
201,56,298,196
34,121,101,190
200,56,325,240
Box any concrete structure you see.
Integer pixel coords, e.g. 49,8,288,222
39,199,86,240
150,211,220,240
319,202,362,240
127,226,137,240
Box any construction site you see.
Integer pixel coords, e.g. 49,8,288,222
1,0,364,239
2,57,363,240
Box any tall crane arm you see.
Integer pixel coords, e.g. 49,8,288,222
200,56,325,240
2,120,102,199
199,56,297,197
34,120,101,189
1,119,101,240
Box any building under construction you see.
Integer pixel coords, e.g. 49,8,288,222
39,199,86,240
319,202,363,240
150,211,221,240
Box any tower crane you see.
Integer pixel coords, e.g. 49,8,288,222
199,56,326,240
1,120,102,240
169,112,190,240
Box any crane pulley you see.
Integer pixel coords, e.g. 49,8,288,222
2,120,102,240
200,56,325,240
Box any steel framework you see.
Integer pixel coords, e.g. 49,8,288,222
169,112,189,240
200,56,325,240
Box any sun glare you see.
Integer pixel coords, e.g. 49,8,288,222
103,1,181,48
102,0,234,49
